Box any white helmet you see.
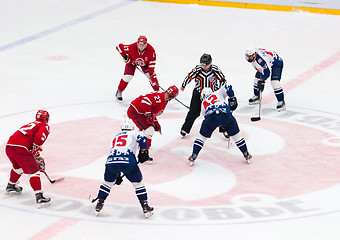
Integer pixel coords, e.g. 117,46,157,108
201,88,213,100
245,47,257,62
121,118,135,131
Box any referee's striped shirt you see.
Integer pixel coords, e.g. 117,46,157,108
181,65,226,92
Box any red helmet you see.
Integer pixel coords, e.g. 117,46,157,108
137,35,147,45
36,110,50,123
166,85,179,99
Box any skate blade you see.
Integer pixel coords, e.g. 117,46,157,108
277,106,286,112
95,211,100,216
189,160,195,166
144,211,154,218
37,201,51,209
144,161,153,165
246,159,253,164
249,101,260,105
4,191,22,195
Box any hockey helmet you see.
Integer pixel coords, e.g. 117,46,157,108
200,53,212,66
137,35,147,45
166,85,179,99
121,118,135,131
36,110,50,123
245,47,257,62
201,88,213,100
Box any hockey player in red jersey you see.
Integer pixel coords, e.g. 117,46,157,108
5,110,51,208
127,85,179,161
115,35,160,102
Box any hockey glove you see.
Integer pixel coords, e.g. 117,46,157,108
153,121,161,132
31,144,42,158
150,74,159,91
257,80,265,92
115,173,124,185
138,149,150,163
123,54,132,64
35,156,45,171
228,97,238,111
146,113,156,124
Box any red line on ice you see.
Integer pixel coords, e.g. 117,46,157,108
27,218,78,240
262,51,340,103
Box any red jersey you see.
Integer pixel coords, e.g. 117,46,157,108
116,42,156,75
130,92,168,117
7,120,50,151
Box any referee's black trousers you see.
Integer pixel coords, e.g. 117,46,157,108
181,89,201,133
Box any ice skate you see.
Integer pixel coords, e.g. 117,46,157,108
140,200,154,218
188,153,197,166
248,95,260,105
144,156,153,165
243,151,253,164
115,90,123,102
180,129,188,138
5,183,23,194
95,198,105,215
277,100,286,112
36,192,51,208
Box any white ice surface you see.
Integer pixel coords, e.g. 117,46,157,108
1,0,340,239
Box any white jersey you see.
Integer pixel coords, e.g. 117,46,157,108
108,130,147,157
250,48,282,80
201,86,232,116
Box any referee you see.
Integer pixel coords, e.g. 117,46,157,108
180,53,227,137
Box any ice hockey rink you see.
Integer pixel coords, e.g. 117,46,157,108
1,0,340,239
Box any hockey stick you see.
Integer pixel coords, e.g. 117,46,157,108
135,65,190,109
251,90,262,122
42,171,65,184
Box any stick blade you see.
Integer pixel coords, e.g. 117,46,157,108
51,177,65,184
251,117,261,122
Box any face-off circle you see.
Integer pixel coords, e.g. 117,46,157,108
1,107,340,224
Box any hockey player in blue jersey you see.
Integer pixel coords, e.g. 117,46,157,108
188,86,252,165
245,47,286,111
93,118,154,218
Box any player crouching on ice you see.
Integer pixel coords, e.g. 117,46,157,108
5,110,51,208
127,85,179,163
188,86,253,165
93,119,154,218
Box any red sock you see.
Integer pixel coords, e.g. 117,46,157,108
9,169,22,183
29,173,42,192
118,79,129,92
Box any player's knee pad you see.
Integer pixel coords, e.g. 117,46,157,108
13,168,23,175
143,127,155,139
271,80,282,90
197,133,208,143
132,181,145,190
103,180,115,188
231,132,243,143
29,171,40,178
253,77,261,84
122,74,133,83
